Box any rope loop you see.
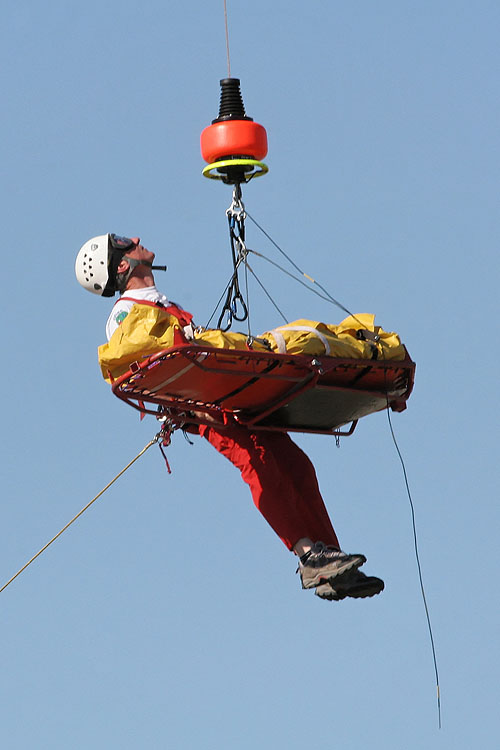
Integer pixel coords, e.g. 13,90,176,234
217,184,251,330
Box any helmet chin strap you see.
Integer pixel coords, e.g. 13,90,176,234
114,255,167,294
123,256,167,272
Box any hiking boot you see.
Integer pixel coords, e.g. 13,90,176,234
314,570,385,601
299,541,366,590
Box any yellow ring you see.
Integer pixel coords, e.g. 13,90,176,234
202,158,269,181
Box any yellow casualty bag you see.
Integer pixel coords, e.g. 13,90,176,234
98,304,406,382
262,314,406,360
98,304,268,382
99,304,185,381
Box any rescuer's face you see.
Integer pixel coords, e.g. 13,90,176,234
126,238,156,265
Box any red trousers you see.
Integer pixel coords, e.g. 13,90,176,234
199,425,339,551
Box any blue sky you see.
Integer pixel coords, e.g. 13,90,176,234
1,2,498,748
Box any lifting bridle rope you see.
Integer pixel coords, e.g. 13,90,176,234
217,184,249,330
211,182,374,336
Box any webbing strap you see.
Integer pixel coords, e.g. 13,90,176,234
118,298,194,328
267,326,332,355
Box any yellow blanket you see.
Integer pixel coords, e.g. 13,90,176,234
98,305,406,382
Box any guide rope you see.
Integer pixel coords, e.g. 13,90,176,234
380,352,441,729
0,431,166,595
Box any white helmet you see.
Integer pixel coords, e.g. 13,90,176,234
75,234,114,296
76,233,167,297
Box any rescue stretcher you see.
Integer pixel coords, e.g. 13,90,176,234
110,333,415,436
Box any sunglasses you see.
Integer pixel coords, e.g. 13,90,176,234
109,234,137,252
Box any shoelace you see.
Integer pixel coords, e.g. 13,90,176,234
298,541,342,570
311,541,342,557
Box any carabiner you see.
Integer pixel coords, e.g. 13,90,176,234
231,294,248,322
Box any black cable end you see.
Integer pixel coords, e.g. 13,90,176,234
212,78,253,123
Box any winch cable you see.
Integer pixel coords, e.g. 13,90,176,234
0,432,165,595
223,0,231,78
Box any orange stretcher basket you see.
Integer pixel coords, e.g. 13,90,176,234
110,338,415,436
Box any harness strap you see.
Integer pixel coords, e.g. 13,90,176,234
268,325,332,355
118,297,194,328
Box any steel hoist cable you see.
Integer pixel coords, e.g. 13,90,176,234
223,0,231,78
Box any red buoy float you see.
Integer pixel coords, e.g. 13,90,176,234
201,78,268,182
201,119,268,164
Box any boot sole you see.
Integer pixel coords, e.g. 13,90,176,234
315,577,385,601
